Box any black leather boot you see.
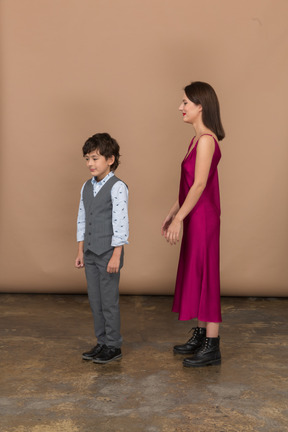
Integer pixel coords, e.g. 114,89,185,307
173,327,206,354
183,336,221,367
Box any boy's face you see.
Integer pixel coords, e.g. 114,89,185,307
84,150,114,181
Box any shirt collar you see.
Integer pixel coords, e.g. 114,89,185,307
91,171,114,186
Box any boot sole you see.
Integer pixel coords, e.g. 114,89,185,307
173,349,198,355
183,358,221,368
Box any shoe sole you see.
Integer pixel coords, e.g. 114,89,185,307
183,358,221,368
82,355,97,361
93,354,122,364
173,349,198,355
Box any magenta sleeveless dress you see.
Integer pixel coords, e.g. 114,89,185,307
172,135,222,322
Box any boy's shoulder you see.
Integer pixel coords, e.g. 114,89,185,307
113,176,128,190
80,179,90,193
81,175,128,193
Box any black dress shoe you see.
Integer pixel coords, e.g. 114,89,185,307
173,327,206,354
183,336,221,367
82,344,103,360
93,346,122,364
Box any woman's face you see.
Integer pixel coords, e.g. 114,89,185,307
179,93,202,124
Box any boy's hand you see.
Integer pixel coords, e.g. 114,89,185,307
107,246,122,273
107,255,120,273
75,252,84,268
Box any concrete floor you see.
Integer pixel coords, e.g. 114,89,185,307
0,294,287,432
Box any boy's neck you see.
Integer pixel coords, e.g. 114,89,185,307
94,171,114,183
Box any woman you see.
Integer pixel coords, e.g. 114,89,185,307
161,81,225,367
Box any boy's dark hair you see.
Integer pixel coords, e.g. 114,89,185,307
184,81,225,141
82,133,120,171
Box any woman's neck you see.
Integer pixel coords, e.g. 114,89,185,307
194,126,213,141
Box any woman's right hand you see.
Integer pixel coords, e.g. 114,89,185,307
161,200,180,237
161,215,173,237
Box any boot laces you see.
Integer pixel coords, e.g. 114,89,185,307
196,337,209,354
187,327,199,343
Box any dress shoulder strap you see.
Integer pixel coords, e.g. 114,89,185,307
186,136,196,152
197,133,218,143
198,133,213,139
196,133,221,156
195,133,219,148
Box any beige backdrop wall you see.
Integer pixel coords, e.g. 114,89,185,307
0,0,287,296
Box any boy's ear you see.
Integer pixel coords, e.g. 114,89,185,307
108,155,115,166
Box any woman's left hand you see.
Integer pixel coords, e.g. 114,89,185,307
165,217,181,245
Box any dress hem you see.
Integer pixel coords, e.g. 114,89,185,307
172,310,222,323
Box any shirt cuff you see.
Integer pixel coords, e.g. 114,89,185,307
111,237,129,247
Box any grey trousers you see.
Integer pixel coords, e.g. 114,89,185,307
84,249,123,348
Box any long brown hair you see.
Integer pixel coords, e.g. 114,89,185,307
184,81,225,141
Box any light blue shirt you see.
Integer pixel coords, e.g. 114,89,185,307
77,171,129,247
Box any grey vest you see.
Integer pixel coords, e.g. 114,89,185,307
83,175,122,255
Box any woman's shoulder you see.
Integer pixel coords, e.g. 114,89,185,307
197,133,218,144
196,133,217,149
196,133,220,157
197,133,221,158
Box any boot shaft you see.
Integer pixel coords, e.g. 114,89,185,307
197,336,220,355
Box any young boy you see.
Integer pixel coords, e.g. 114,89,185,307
75,133,129,364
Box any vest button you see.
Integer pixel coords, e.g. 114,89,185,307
89,232,91,235
88,242,91,246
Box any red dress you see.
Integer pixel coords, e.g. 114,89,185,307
172,135,222,322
